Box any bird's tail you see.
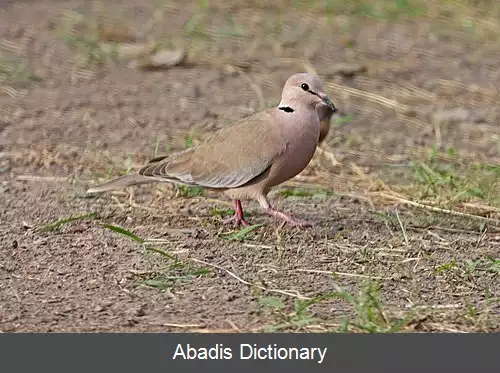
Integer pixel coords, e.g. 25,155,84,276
86,174,155,193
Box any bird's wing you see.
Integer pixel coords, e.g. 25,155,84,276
190,110,285,188
138,110,285,189
138,147,198,185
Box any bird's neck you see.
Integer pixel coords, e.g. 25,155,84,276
275,103,321,138
277,97,303,110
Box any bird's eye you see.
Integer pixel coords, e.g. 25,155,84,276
300,83,309,91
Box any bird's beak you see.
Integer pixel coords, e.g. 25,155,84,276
319,93,337,113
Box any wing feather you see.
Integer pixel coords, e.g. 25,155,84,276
189,110,284,188
137,109,284,189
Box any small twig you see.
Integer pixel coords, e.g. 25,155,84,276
296,268,391,280
408,225,493,235
474,227,487,250
434,120,442,149
225,319,242,332
40,264,53,286
461,202,500,214
189,258,311,300
188,328,239,333
163,323,204,328
242,243,273,249
406,304,463,310
426,230,449,242
9,284,21,301
131,202,161,213
16,175,68,182
395,208,409,246
374,192,500,225
127,269,158,276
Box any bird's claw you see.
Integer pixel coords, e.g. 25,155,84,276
222,213,251,228
264,208,315,228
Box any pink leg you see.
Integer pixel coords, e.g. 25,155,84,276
222,200,251,227
264,207,314,228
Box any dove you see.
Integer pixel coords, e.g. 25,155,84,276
87,72,337,227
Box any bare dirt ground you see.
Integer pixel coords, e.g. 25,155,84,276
0,0,499,332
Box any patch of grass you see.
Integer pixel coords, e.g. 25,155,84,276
322,0,427,21
152,139,171,158
406,147,500,207
210,208,236,218
258,296,319,332
0,51,42,87
267,12,285,38
184,135,194,149
141,246,212,289
435,260,458,274
436,257,499,283
370,210,405,234
102,224,144,243
183,0,211,41
486,256,500,274
222,224,263,241
45,216,212,290
139,253,212,290
259,279,411,333
464,259,481,280
338,280,411,332
65,33,119,66
463,289,497,331
39,215,147,243
153,139,161,158
276,187,332,199
57,11,119,67
141,267,212,289
277,188,315,198
95,155,135,180
37,212,100,232
175,185,205,197
334,115,354,127
123,156,134,175
91,239,209,289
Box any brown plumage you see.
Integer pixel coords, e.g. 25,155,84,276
87,73,337,227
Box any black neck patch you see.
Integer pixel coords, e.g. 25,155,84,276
278,106,294,113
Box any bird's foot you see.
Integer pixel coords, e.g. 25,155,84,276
264,208,314,228
222,213,251,228
222,199,252,228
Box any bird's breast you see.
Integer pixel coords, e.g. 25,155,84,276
266,119,320,187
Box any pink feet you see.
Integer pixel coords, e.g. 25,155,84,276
264,208,314,228
222,201,314,228
222,200,252,227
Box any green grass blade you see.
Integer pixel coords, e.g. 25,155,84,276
38,212,100,232
101,224,144,243
223,224,263,241
146,247,175,259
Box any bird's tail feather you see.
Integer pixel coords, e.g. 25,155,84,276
86,174,155,193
